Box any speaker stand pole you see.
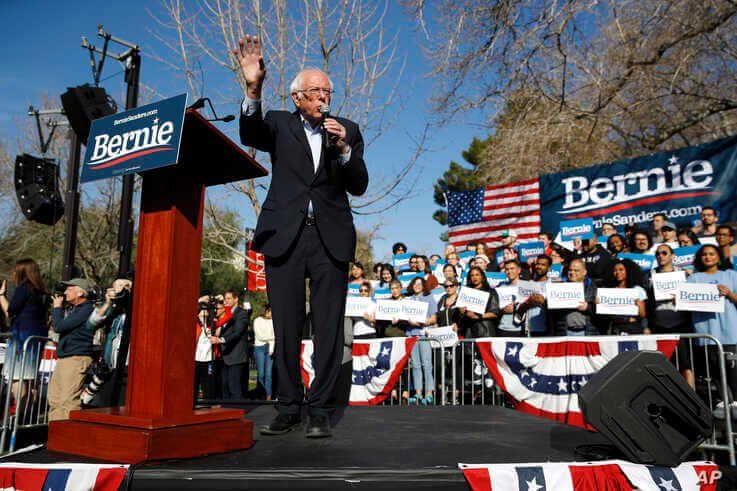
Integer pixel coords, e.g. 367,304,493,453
61,130,82,281
117,49,140,279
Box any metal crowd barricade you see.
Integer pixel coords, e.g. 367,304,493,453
0,335,54,453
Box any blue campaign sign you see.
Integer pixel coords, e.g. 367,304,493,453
347,284,361,296
486,272,507,287
548,264,563,281
392,253,414,272
373,287,391,300
459,250,476,264
540,135,737,233
619,252,656,271
519,241,546,263
672,245,701,271
81,94,187,183
560,218,594,241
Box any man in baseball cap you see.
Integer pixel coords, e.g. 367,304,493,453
49,278,95,421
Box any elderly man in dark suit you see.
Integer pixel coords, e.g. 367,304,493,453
236,35,368,438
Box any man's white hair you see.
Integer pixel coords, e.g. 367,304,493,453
289,68,334,100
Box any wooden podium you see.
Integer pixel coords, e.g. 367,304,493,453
47,110,268,463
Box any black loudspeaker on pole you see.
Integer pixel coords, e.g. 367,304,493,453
117,50,140,279
61,131,82,281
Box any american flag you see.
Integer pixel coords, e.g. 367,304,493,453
447,179,541,248
475,335,679,428
0,463,128,491
301,338,416,405
459,460,719,491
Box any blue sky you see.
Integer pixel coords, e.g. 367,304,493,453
0,0,488,263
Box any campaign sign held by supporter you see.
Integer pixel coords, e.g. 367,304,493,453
516,280,545,304
375,300,403,320
347,284,361,296
345,296,374,318
619,252,656,271
426,325,459,348
486,272,507,287
401,299,429,324
596,288,639,316
546,282,585,309
518,241,546,263
652,271,687,301
81,94,187,183
459,250,476,268
560,218,594,241
676,283,725,313
548,263,563,281
495,286,518,308
372,287,391,301
392,253,414,273
456,287,491,314
673,245,701,271
398,271,424,287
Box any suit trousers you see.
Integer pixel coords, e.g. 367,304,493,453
266,223,348,417
222,362,246,400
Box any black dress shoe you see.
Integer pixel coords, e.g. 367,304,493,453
305,414,331,438
259,413,301,436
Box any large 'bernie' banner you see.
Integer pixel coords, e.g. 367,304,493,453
539,135,737,233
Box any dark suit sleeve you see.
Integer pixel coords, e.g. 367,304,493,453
221,310,248,349
341,122,368,197
239,106,275,154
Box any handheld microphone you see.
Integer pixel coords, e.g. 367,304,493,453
320,105,333,148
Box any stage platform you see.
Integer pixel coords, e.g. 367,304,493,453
2,405,614,489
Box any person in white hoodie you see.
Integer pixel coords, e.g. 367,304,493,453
253,305,275,400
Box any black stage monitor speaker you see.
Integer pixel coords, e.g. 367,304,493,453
61,85,116,144
578,350,713,467
14,154,64,226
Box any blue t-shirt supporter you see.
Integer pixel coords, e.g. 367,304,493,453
687,269,737,345
406,293,438,337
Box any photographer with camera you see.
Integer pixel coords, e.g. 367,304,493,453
48,278,95,421
80,279,132,406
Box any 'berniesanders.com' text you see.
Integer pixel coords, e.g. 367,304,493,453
592,205,703,228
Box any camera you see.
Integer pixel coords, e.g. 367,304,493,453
80,359,111,405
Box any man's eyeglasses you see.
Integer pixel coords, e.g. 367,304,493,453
298,87,334,98
444,284,457,289
359,289,369,293
657,250,671,256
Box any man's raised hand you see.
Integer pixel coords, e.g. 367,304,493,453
234,35,266,99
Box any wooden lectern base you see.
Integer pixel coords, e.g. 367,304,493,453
47,407,253,463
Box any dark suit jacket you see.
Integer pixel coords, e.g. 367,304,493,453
240,108,368,262
220,306,249,366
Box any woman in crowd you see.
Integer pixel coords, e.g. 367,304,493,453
405,277,438,405
688,244,737,402
435,278,462,403
351,281,377,339
372,263,384,282
629,230,654,254
253,304,275,400
379,279,410,402
0,259,49,408
379,263,395,288
647,244,694,387
602,259,647,335
442,263,458,284
678,228,701,248
459,266,500,338
606,234,627,256
416,255,439,290
349,262,367,285
444,244,457,258
446,251,462,277
475,243,489,257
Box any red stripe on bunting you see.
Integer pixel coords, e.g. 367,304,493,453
461,468,493,491
93,467,129,491
14,468,48,491
535,341,602,358
568,463,636,490
656,339,679,359
352,342,372,357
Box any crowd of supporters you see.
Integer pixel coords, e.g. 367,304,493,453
345,207,737,404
